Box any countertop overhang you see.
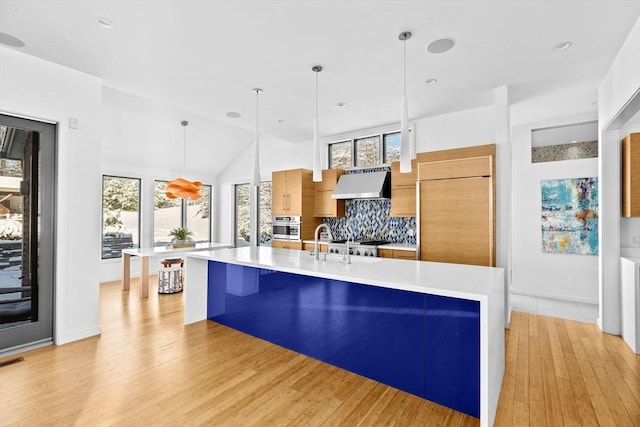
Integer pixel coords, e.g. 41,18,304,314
187,246,503,302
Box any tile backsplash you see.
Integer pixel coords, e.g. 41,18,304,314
323,199,416,244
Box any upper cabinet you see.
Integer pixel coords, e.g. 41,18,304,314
314,169,345,217
390,159,417,217
622,133,640,217
272,169,306,216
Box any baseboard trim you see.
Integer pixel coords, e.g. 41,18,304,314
56,326,101,345
510,288,598,305
0,338,53,359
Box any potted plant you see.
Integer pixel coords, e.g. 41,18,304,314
168,227,195,248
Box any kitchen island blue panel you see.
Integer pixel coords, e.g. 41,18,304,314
207,260,479,417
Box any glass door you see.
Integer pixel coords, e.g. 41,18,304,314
0,114,55,355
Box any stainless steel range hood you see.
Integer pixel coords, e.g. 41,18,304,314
331,171,391,200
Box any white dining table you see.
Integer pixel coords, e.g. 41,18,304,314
122,242,233,298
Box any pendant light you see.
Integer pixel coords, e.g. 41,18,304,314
399,31,412,173
312,65,323,182
166,121,203,199
251,88,262,187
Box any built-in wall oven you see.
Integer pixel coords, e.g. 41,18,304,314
272,216,301,240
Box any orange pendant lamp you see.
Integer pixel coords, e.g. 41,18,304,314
166,121,202,200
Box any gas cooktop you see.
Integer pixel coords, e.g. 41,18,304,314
329,239,391,246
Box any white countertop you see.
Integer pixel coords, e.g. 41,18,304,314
123,242,232,257
622,256,640,264
187,246,503,302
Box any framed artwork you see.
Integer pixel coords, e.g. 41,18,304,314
541,177,598,255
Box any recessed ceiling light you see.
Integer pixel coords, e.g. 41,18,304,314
336,102,347,108
96,17,115,29
225,112,241,118
426,38,455,54
0,31,25,48
552,41,572,52
425,78,437,85
277,119,286,124
571,140,579,144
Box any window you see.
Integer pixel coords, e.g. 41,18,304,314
235,182,272,247
102,176,140,259
186,185,211,242
154,181,181,245
383,132,401,163
235,184,250,247
259,182,272,246
355,135,381,166
329,140,352,169
154,180,212,245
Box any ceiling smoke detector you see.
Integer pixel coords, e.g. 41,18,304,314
225,112,241,118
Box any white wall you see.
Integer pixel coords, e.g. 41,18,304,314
215,135,313,244
598,16,640,334
99,87,252,282
0,46,103,345
512,113,599,304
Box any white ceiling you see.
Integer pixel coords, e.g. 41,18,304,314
1,0,640,144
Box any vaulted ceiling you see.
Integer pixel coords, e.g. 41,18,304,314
1,1,640,144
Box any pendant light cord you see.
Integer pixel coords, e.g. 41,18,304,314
403,37,407,95
181,120,188,175
183,124,186,173
315,71,319,120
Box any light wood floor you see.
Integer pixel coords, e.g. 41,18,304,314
1,278,639,426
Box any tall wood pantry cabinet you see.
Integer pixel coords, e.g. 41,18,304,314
417,144,496,267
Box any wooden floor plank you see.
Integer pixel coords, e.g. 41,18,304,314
3,280,640,427
538,316,570,426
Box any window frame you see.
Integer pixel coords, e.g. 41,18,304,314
101,174,142,259
327,125,413,169
354,133,382,167
328,139,353,169
383,131,401,164
153,179,212,246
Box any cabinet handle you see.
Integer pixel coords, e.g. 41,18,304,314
282,195,286,211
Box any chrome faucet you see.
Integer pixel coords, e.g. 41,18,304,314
344,235,353,264
314,223,332,261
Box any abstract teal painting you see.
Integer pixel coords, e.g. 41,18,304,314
541,177,598,255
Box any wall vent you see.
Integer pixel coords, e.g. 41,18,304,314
0,356,25,368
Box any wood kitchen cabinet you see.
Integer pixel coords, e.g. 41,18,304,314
272,240,303,250
418,144,496,267
272,169,305,216
390,159,417,217
622,133,640,217
271,168,321,242
378,248,417,260
314,169,345,217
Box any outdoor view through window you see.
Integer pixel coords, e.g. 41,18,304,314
0,155,25,329
235,182,272,247
102,176,140,259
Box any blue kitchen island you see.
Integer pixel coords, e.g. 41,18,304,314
184,247,504,427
